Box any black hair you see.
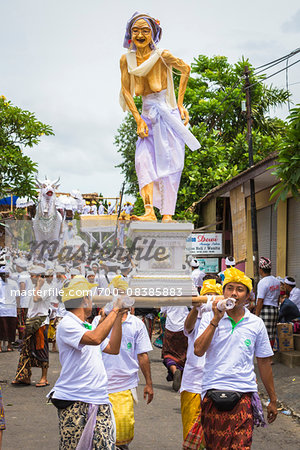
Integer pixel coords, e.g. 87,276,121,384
203,274,222,284
286,276,296,284
64,297,84,310
261,267,271,275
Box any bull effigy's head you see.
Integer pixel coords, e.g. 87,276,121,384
35,176,60,215
36,176,60,199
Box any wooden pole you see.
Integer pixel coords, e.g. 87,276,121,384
244,66,259,290
92,294,224,307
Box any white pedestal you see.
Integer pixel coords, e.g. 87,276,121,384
127,222,196,300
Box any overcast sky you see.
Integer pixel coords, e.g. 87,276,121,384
1,0,299,199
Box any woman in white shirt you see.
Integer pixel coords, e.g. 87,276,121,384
161,306,189,392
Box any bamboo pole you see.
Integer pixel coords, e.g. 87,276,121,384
92,294,224,307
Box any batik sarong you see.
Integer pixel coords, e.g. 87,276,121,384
201,393,253,450
109,390,135,446
260,305,279,343
0,387,5,431
17,307,27,335
57,401,115,450
162,328,188,379
15,325,49,382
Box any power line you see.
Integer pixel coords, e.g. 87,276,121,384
246,58,300,90
253,48,300,72
286,58,290,112
196,49,300,137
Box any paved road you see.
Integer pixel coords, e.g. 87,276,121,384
1,347,300,449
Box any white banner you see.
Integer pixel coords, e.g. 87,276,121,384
186,232,223,255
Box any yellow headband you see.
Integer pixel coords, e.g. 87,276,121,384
61,277,98,303
200,279,223,296
223,267,252,292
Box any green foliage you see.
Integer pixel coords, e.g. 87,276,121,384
114,55,289,223
269,105,300,205
0,96,54,198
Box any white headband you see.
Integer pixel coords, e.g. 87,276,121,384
190,259,199,268
284,277,296,286
225,257,235,266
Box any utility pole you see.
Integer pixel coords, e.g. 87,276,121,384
244,66,259,289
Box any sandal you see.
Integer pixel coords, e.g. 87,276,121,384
36,381,50,387
11,379,31,386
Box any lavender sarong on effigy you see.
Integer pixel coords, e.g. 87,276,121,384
135,90,200,215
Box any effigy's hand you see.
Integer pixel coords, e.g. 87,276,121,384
137,119,149,139
178,105,189,125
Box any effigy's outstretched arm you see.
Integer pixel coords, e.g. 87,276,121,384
120,55,149,138
161,50,191,125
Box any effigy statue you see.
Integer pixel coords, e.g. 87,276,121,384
120,12,200,223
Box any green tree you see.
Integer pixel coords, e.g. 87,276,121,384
0,95,54,198
269,105,300,204
114,55,289,222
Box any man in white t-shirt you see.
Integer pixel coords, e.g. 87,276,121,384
194,267,277,449
100,309,153,449
284,277,300,310
15,258,30,340
98,201,105,215
181,279,223,449
161,306,189,391
48,277,127,449
256,257,280,345
12,265,51,387
190,259,206,293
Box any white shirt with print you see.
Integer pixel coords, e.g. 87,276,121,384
257,275,280,307
196,308,273,398
99,313,152,393
49,312,109,404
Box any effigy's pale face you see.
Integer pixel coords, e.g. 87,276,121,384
131,19,152,49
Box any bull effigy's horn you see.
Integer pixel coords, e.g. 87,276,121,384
35,176,43,188
53,176,60,187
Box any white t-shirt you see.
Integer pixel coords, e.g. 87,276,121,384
289,287,300,310
100,313,152,393
0,279,18,317
197,308,273,398
18,271,31,308
160,307,189,332
180,316,206,394
56,301,67,318
27,281,51,319
257,275,280,307
191,269,206,288
49,312,109,404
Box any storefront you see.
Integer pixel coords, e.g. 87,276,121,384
287,197,300,284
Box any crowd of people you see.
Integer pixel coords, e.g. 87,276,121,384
0,250,299,449
81,201,134,216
